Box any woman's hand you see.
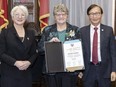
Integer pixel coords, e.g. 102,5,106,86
14,61,31,70
14,61,24,70
19,61,31,70
49,37,60,42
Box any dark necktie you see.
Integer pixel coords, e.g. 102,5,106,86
92,27,98,64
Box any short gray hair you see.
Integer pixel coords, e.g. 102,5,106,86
53,3,69,15
11,5,29,19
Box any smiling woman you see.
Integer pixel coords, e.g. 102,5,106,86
8,0,39,30
38,3,81,87
0,5,37,87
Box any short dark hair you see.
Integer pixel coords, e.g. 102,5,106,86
87,4,103,15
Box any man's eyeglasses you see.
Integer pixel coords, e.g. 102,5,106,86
89,12,101,17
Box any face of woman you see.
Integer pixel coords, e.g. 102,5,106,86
54,11,68,25
12,8,26,26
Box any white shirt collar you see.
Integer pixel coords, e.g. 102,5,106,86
90,24,100,29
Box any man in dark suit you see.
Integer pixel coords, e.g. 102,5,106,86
80,4,116,87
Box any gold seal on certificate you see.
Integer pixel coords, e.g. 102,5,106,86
44,39,84,73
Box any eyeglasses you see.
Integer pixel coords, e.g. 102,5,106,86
55,13,67,17
13,13,26,18
89,12,101,17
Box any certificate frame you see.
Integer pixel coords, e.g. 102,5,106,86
44,39,85,73
63,40,85,72
44,42,65,73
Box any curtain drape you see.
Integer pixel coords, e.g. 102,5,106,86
0,0,9,30
49,0,115,29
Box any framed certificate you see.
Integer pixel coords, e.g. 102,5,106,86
44,39,84,73
63,40,85,72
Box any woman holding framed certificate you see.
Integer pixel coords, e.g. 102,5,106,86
38,3,81,87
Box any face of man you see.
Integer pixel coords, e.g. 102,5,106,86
54,11,68,25
88,6,102,26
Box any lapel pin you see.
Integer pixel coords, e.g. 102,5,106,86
27,37,29,40
101,29,104,31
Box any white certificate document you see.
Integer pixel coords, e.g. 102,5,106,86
63,40,84,72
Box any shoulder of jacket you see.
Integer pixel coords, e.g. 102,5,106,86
67,23,79,28
43,24,56,32
101,24,112,29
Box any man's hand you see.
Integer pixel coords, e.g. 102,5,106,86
78,72,83,79
111,72,116,81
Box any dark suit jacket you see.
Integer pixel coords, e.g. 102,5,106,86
80,24,116,80
0,26,37,79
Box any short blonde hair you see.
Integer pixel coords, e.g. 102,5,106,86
53,3,69,15
11,5,29,19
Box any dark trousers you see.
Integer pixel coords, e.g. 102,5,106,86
83,63,111,87
44,72,78,87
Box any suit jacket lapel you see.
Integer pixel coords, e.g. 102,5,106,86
86,25,91,61
100,24,104,52
100,24,106,62
23,29,30,48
